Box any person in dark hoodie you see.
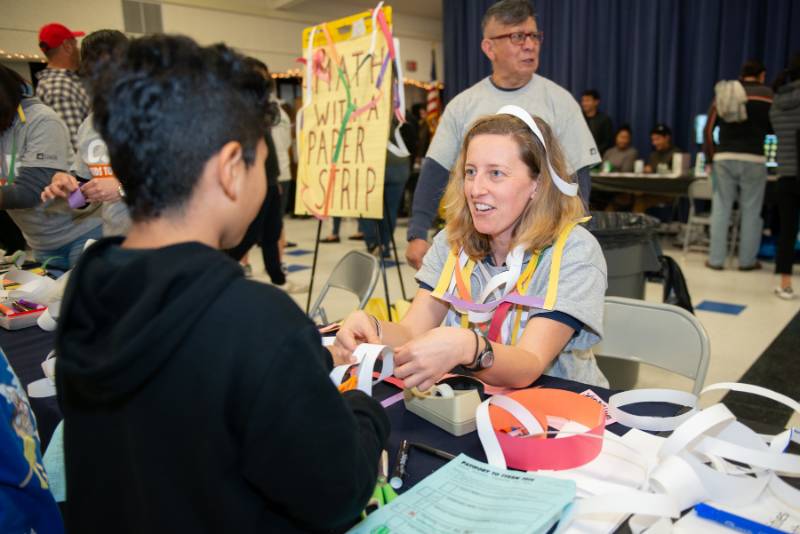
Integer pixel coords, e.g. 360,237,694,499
55,34,389,533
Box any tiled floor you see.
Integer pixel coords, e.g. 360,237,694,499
249,216,800,423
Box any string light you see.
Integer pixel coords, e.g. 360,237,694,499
269,69,443,91
0,49,46,62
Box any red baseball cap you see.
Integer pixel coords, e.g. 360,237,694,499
38,23,85,51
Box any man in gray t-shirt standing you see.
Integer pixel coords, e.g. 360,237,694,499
406,0,599,269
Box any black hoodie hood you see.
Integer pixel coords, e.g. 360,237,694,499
55,237,242,403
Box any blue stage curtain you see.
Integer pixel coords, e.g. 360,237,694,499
443,0,800,157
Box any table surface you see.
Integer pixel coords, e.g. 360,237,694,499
376,378,678,491
590,171,699,196
4,324,795,533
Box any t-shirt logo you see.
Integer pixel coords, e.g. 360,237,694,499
35,153,57,161
590,148,597,155
85,139,116,179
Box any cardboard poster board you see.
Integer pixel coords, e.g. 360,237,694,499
295,8,394,219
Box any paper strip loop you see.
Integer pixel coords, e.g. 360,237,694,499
329,343,393,397
476,388,605,471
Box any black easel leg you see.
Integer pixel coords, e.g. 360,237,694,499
384,197,407,301
375,219,393,321
306,218,323,314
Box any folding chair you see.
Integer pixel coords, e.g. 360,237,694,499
308,250,380,325
594,296,710,395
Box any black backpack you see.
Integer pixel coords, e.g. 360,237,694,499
654,255,694,314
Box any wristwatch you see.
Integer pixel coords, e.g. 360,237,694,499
465,334,494,371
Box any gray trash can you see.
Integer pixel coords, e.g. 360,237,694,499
588,212,662,389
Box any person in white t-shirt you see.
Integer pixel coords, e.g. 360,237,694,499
405,0,599,269
41,30,132,237
334,108,608,390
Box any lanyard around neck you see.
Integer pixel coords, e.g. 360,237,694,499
6,105,26,184
432,217,589,343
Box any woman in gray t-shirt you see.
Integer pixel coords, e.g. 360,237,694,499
602,125,638,172
333,107,608,389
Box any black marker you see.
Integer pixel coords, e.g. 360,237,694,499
411,441,456,462
389,439,410,489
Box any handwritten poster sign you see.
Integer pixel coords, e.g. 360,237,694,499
295,9,393,219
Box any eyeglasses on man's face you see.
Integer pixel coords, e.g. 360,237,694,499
488,31,544,46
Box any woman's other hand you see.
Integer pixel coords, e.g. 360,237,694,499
393,326,473,391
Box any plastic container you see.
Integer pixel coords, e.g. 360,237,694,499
0,305,45,330
588,212,662,389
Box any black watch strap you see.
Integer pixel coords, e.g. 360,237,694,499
466,333,492,371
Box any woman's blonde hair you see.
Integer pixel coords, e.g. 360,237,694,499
442,113,585,259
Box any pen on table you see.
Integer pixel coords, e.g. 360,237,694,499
410,441,456,462
694,503,784,534
389,439,410,490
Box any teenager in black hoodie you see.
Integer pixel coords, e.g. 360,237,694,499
54,35,389,533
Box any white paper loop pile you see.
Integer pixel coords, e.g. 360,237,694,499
570,382,800,529
329,343,393,396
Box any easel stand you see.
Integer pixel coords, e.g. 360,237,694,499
305,219,324,315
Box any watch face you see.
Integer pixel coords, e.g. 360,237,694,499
480,350,494,369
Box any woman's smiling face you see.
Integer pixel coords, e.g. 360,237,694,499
463,133,538,243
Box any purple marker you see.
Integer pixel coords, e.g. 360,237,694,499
17,299,43,310
68,187,87,209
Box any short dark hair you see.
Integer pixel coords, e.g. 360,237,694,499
243,56,279,126
91,35,271,221
582,89,600,100
740,59,765,79
482,0,536,35
615,124,632,136
79,30,128,79
0,65,25,132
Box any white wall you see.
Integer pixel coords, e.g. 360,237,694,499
0,0,443,83
0,0,125,56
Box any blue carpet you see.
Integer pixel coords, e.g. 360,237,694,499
285,249,312,257
695,300,746,315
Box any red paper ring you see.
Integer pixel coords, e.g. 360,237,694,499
488,388,606,471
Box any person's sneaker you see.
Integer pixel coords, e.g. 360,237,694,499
242,264,253,277
281,262,289,276
704,260,724,271
285,241,297,248
738,261,762,271
281,280,309,294
774,286,798,300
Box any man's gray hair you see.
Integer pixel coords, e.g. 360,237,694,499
481,0,536,35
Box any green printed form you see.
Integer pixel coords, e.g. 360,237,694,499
349,454,576,534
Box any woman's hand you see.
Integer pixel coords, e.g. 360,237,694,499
81,178,122,203
327,345,357,367
41,172,79,202
333,310,381,355
393,327,474,391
